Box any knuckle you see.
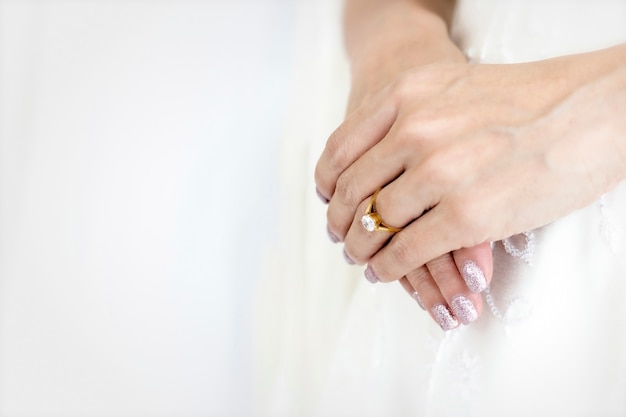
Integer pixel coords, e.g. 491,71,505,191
392,118,418,145
325,125,351,172
389,71,426,106
447,197,487,245
389,66,444,101
420,153,454,187
390,75,413,101
426,253,454,275
407,266,430,288
392,118,427,151
334,172,361,208
344,242,368,265
325,212,345,239
383,234,417,277
411,272,434,296
392,112,445,151
313,164,328,193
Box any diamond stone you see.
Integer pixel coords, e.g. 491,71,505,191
361,214,377,232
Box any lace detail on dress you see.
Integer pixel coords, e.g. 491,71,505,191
484,287,505,321
450,350,481,402
431,333,481,417
502,231,535,265
485,231,536,325
485,287,534,339
484,288,531,323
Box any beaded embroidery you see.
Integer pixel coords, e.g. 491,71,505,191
502,231,535,265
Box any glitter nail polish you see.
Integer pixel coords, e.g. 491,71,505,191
343,248,356,265
461,260,487,293
364,265,380,283
451,295,478,325
411,291,426,310
316,187,329,204
327,225,340,243
431,304,459,331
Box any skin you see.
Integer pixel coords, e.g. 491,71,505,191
316,0,492,329
315,0,626,329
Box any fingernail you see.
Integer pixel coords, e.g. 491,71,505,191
343,248,356,265
431,304,459,331
327,225,340,243
461,260,487,293
450,295,478,325
364,265,380,283
411,291,426,310
316,187,329,204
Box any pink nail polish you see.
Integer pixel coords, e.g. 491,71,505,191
343,248,356,265
364,265,380,283
327,225,340,243
461,260,487,293
316,187,329,204
450,295,478,325
431,304,459,331
411,291,426,310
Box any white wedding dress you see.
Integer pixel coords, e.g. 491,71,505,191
254,1,626,416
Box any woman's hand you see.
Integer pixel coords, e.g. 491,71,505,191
320,0,495,329
398,245,493,329
316,44,626,287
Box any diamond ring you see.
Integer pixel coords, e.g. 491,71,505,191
361,189,402,233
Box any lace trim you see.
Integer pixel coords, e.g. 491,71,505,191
487,232,535,323
484,286,505,321
452,350,480,402
501,231,535,265
484,287,532,325
487,194,620,326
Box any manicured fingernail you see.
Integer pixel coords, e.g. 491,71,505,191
364,265,380,283
431,304,459,331
461,260,487,293
411,291,426,310
450,295,478,325
316,187,329,204
327,225,340,243
343,248,356,265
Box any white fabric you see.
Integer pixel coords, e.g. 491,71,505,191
255,1,626,416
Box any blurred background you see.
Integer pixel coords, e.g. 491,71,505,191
0,0,331,415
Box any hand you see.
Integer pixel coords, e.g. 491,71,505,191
398,244,493,330
316,44,626,286
320,10,494,329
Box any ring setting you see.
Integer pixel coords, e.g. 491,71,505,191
361,189,402,233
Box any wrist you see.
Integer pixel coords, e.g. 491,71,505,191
346,19,465,106
550,43,626,95
347,7,464,73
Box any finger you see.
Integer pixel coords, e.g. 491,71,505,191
399,277,426,310
314,91,397,203
324,106,450,239
365,204,479,283
452,243,493,293
405,265,459,331
425,252,482,326
325,133,406,239
342,196,397,265
341,168,439,265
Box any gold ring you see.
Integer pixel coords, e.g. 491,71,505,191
361,189,402,233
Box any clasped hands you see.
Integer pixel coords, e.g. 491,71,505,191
314,46,626,330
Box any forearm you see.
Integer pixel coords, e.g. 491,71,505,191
567,44,626,186
342,0,465,103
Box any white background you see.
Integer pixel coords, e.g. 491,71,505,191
0,1,294,415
